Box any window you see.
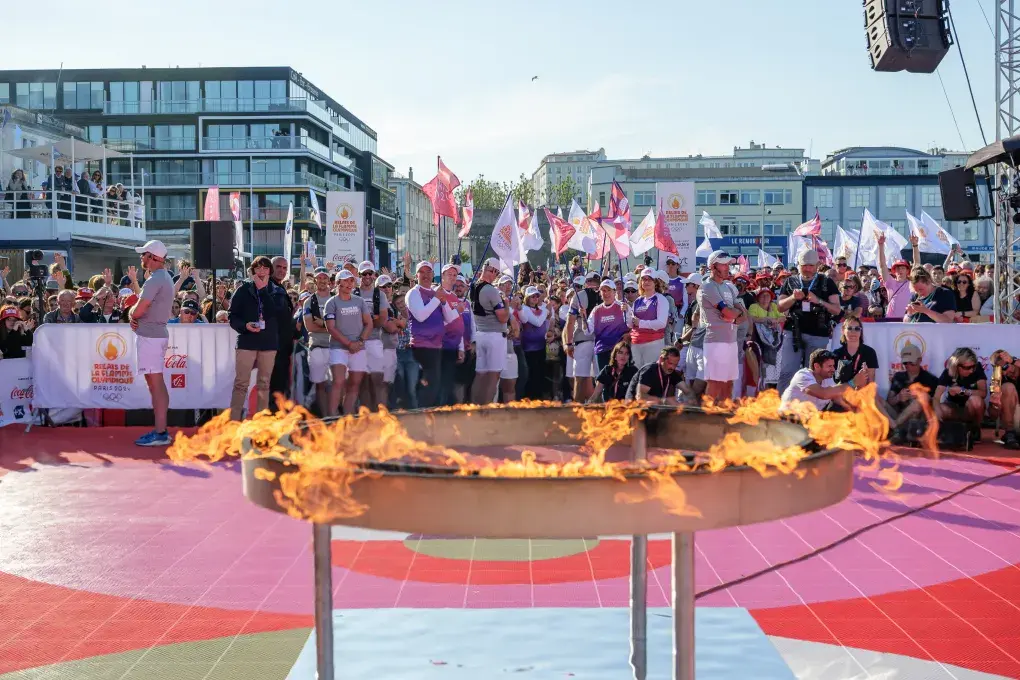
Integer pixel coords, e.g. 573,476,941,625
718,221,736,235
719,190,738,205
696,189,716,205
764,221,791,236
847,220,863,233
598,191,606,206
0,83,10,104
633,191,655,207
764,189,787,205
813,187,834,208
887,219,908,237
885,186,906,208
15,83,27,107
63,81,104,109
848,187,870,208
738,221,758,235
740,190,760,205
820,220,836,243
154,124,196,151
959,222,979,241
921,186,941,207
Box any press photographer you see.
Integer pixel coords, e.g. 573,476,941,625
776,249,840,393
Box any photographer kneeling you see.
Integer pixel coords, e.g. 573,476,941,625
776,250,840,394
780,349,867,416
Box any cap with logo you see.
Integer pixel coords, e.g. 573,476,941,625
441,263,460,275
585,271,600,281
484,257,501,271
497,274,513,285
685,273,704,286
75,287,94,300
524,286,541,298
599,279,616,290
640,268,657,279
708,250,733,267
0,307,19,320
376,274,393,287
337,270,355,280
181,299,201,313
313,267,329,277
358,260,376,274
572,276,586,286
900,342,922,364
134,240,168,259
415,261,434,274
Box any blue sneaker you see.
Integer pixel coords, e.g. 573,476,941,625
135,430,172,447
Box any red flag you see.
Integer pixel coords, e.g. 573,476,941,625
812,235,834,265
422,175,457,222
793,210,821,237
458,189,474,238
653,202,678,255
204,186,220,221
438,157,460,191
607,181,631,229
544,207,575,256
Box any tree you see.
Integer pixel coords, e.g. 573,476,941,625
510,173,536,206
547,176,580,208
455,175,508,211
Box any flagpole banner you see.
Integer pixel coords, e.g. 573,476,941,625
325,191,366,267
0,358,33,427
827,322,1020,395
655,182,696,271
31,325,239,410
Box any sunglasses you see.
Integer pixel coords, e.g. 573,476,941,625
181,309,198,316
902,360,917,366
845,326,862,332
956,278,970,285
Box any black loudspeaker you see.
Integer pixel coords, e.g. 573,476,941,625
190,220,236,270
938,167,980,221
864,0,951,73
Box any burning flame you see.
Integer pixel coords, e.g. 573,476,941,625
168,384,912,523
908,383,939,455
340,207,349,219
671,198,680,209
104,341,119,361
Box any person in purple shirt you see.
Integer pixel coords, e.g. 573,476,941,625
406,261,459,408
588,278,632,373
663,255,689,344
519,286,550,399
438,263,467,406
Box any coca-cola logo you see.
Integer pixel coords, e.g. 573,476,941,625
165,353,188,370
10,385,33,401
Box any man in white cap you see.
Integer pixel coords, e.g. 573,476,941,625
356,260,389,410
663,254,689,344
470,257,510,404
302,266,335,415
128,240,174,446
697,251,745,403
564,270,601,402
776,248,840,393
407,260,459,407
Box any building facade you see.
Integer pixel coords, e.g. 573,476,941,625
0,105,86,187
0,67,396,267
389,168,459,268
531,148,606,208
807,146,993,259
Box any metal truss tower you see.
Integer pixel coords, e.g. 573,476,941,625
995,0,1019,321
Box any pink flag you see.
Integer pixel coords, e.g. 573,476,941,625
812,236,834,265
737,255,749,274
438,157,461,191
793,210,821,237
544,207,575,256
587,202,608,261
229,192,241,221
204,186,220,221
422,174,457,221
653,202,678,255
607,180,631,229
458,189,474,238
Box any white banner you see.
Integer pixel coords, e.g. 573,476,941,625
827,322,1020,395
0,358,33,427
655,182,696,272
32,325,239,410
325,191,366,268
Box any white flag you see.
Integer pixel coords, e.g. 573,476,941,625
921,211,959,252
756,248,778,269
629,209,657,256
696,237,713,259
556,206,564,220
566,199,597,254
308,189,322,230
861,209,907,266
833,226,861,269
700,211,722,239
788,233,813,264
283,202,295,266
518,202,543,260
490,193,521,268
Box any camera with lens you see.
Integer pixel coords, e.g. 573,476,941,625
25,250,48,281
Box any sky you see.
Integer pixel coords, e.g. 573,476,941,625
5,0,1000,185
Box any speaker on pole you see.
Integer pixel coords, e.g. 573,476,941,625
190,220,237,270
864,0,951,73
938,167,980,222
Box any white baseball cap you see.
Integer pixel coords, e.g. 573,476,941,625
640,268,657,279
655,270,669,284
524,286,541,297
441,263,460,275
599,279,616,290
455,275,467,284
497,274,513,285
337,270,355,280
585,270,601,280
572,276,586,286
484,257,501,271
685,273,704,286
797,249,819,266
707,250,733,267
358,260,375,273
134,240,168,259
376,274,392,287
415,260,434,274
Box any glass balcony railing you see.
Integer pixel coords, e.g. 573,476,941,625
147,208,197,222
106,171,347,191
147,206,321,223
103,98,307,115
252,242,325,258
104,138,197,152
203,136,301,151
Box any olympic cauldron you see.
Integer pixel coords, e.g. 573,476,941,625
240,404,853,680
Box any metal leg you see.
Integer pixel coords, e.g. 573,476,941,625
630,418,648,680
630,535,648,680
672,532,695,680
313,523,335,680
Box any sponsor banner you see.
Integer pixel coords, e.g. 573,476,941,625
0,358,33,427
325,191,366,267
827,322,1020,395
655,182,696,271
32,325,238,410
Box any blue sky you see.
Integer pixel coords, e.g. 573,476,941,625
7,0,997,183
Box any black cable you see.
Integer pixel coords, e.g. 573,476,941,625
696,463,1020,599
937,70,970,150
974,0,995,36
948,3,989,146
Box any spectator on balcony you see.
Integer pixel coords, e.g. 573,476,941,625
75,172,92,220
5,169,31,219
90,171,104,220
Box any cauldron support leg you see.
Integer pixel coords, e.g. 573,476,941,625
629,419,648,680
672,532,695,680
313,523,335,680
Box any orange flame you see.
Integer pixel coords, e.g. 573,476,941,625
908,383,940,456
671,198,680,209
103,341,119,360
